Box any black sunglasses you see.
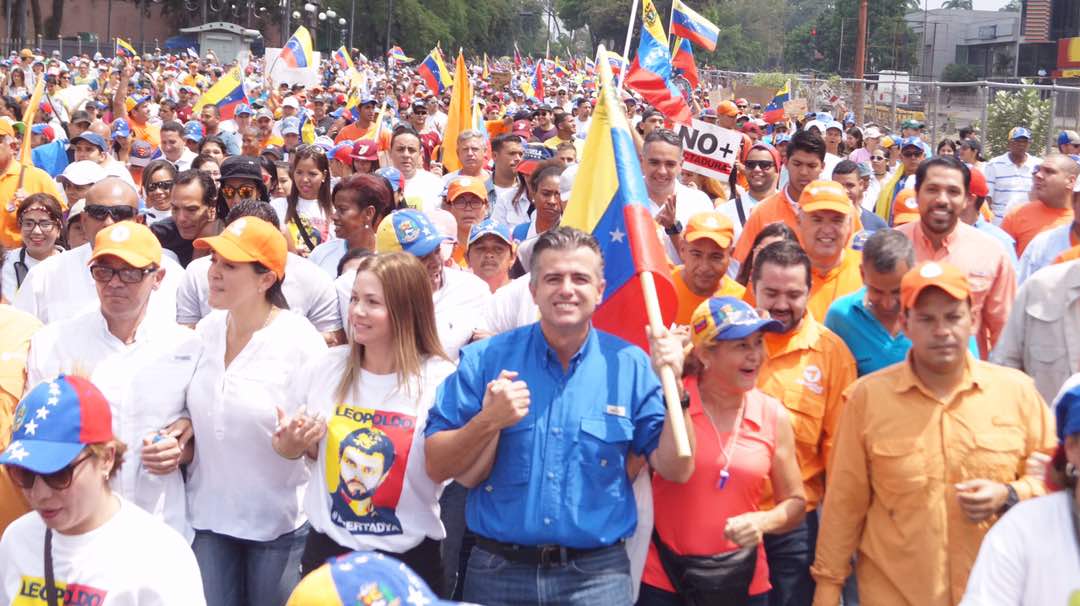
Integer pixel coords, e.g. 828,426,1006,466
90,264,156,284
8,453,92,490
901,150,924,159
744,160,775,171
84,204,136,222
870,155,886,161
145,180,174,193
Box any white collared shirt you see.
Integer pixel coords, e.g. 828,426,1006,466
26,310,201,540
647,182,716,263
14,244,182,325
185,310,328,541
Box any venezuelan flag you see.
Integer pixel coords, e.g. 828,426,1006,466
625,0,692,124
192,67,248,120
585,57,596,74
333,46,354,72
763,80,790,124
605,50,628,76
417,48,452,94
298,110,316,144
387,45,413,64
561,46,677,350
280,26,314,68
553,58,568,78
671,37,699,89
115,38,137,58
671,0,719,52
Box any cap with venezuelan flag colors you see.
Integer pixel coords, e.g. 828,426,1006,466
286,551,466,606
690,296,783,348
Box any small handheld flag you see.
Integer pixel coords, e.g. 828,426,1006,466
115,38,137,58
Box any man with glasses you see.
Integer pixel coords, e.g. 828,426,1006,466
531,105,557,142
0,119,63,249
718,143,779,242
406,101,440,171
444,176,490,267
14,177,182,324
25,220,199,538
874,136,925,225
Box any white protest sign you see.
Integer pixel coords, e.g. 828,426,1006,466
265,48,323,88
673,119,743,180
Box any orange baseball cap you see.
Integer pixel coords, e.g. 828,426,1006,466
89,221,162,268
892,189,920,225
682,211,735,248
447,176,488,203
900,261,970,310
798,180,853,215
717,100,739,117
194,217,287,279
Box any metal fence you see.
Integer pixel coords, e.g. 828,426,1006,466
0,37,162,60
702,69,1080,157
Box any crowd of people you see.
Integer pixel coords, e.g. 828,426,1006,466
0,42,1077,606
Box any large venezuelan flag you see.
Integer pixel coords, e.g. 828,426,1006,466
762,81,790,124
192,67,248,120
671,0,719,52
417,48,452,94
625,0,692,124
280,26,314,68
671,37,699,89
562,47,677,351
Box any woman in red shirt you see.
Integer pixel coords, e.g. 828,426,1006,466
639,297,806,606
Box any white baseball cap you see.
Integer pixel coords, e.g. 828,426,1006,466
282,96,300,109
58,160,106,186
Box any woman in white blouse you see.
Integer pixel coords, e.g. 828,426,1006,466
186,216,327,606
275,252,454,593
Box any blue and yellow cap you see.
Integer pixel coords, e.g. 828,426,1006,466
690,297,783,348
375,209,447,258
467,218,513,247
286,551,464,606
1010,127,1032,140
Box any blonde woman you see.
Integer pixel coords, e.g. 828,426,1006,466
276,252,455,593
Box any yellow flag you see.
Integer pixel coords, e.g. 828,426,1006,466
442,51,474,173
19,77,45,167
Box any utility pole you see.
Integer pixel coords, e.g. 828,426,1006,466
854,0,868,124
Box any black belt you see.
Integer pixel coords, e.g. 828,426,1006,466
475,536,617,567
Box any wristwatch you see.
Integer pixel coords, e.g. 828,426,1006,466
1000,483,1019,513
680,390,691,410
665,220,683,236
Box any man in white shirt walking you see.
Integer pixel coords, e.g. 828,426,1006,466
642,129,714,263
984,127,1041,223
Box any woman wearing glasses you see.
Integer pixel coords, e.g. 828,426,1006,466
185,217,327,606
0,376,205,605
141,159,177,224
214,155,270,219
1,194,63,303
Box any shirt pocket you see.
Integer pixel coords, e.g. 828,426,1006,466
870,438,929,497
966,429,1025,481
489,417,536,489
576,415,634,489
782,388,826,449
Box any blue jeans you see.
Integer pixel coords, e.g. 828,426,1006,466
637,582,769,606
440,481,472,599
192,523,308,606
763,510,818,606
464,543,633,605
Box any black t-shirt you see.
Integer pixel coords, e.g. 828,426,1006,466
150,217,194,267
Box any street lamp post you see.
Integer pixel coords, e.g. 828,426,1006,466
327,9,337,50
304,3,316,49
338,18,347,52
349,0,355,52
318,11,327,52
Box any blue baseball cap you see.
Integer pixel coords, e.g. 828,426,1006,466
234,103,253,116
70,132,107,151
690,297,784,347
375,166,403,193
0,376,115,474
1010,127,1032,140
375,209,447,257
1055,379,1080,442
183,120,203,142
899,136,924,150
773,133,792,145
281,116,301,136
286,551,461,606
467,218,514,247
110,118,131,139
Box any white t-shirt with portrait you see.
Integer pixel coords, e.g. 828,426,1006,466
291,347,456,553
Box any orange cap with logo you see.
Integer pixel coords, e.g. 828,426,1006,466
798,180,853,215
682,211,735,249
900,261,970,310
194,217,287,279
89,221,162,268
447,176,488,203
892,189,920,225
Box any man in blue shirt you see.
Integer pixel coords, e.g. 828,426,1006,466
425,226,693,604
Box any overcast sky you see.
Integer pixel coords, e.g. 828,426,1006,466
924,0,1011,9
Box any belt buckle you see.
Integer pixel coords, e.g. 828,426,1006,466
538,545,566,567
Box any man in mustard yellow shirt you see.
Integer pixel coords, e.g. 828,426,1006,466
672,211,745,324
811,261,1055,606
750,239,858,605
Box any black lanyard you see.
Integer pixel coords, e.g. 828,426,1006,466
1069,488,1080,562
43,528,59,606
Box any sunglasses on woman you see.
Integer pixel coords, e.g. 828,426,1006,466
870,155,886,161
84,204,136,222
8,453,92,490
146,180,174,193
220,185,257,199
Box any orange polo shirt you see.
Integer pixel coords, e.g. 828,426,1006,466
756,315,857,510
811,355,1055,606
129,118,161,149
743,249,863,323
896,221,1015,358
733,187,863,267
999,199,1073,256
0,159,65,249
0,305,41,534
672,266,746,324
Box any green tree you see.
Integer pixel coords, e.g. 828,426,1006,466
1000,0,1020,11
986,82,1050,157
783,0,918,75
941,0,973,8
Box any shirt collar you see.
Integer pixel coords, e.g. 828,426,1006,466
913,220,960,251
532,322,597,372
764,314,823,356
892,351,984,399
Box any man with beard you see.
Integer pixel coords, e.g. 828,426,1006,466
750,239,857,605
329,427,402,535
671,211,745,324
896,155,1015,358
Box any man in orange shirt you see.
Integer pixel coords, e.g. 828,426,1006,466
750,239,858,606
732,130,826,266
811,261,1054,606
896,156,1015,358
671,211,745,324
112,63,160,148
334,97,379,144
795,180,863,321
1000,153,1076,255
